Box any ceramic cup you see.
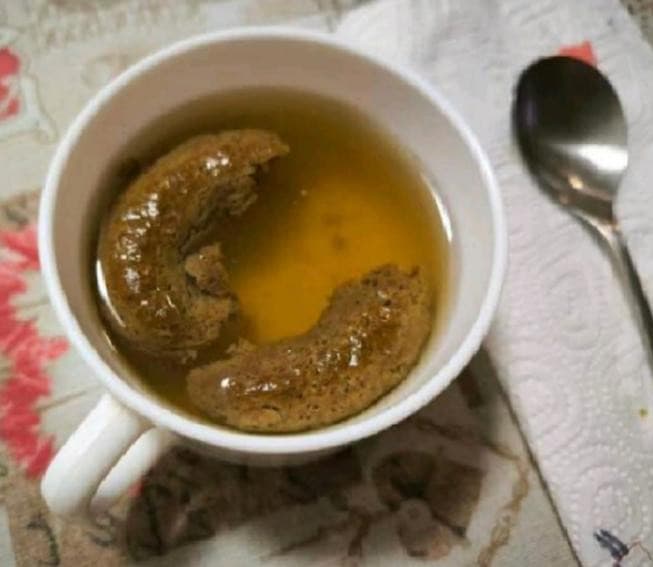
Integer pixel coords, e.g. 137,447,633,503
39,28,507,519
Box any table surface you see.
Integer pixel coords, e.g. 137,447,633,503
0,1,648,565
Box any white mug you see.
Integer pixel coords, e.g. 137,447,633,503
39,28,506,519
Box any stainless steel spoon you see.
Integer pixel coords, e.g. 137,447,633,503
514,55,653,360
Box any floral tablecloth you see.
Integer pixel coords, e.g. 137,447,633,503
1,1,649,565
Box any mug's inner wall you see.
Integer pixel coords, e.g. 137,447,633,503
50,35,496,434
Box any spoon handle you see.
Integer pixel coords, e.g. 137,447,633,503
604,226,653,359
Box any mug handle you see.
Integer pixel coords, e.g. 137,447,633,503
41,394,175,519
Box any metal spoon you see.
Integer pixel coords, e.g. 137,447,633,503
514,55,653,361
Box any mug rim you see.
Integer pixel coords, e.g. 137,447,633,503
39,26,507,455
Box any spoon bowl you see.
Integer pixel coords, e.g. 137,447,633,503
514,56,628,222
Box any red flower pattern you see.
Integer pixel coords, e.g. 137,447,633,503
0,224,68,477
0,47,21,121
558,40,597,66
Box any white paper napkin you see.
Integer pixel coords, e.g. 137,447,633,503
338,1,653,564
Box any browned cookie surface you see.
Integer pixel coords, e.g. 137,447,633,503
98,130,289,353
187,265,432,432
